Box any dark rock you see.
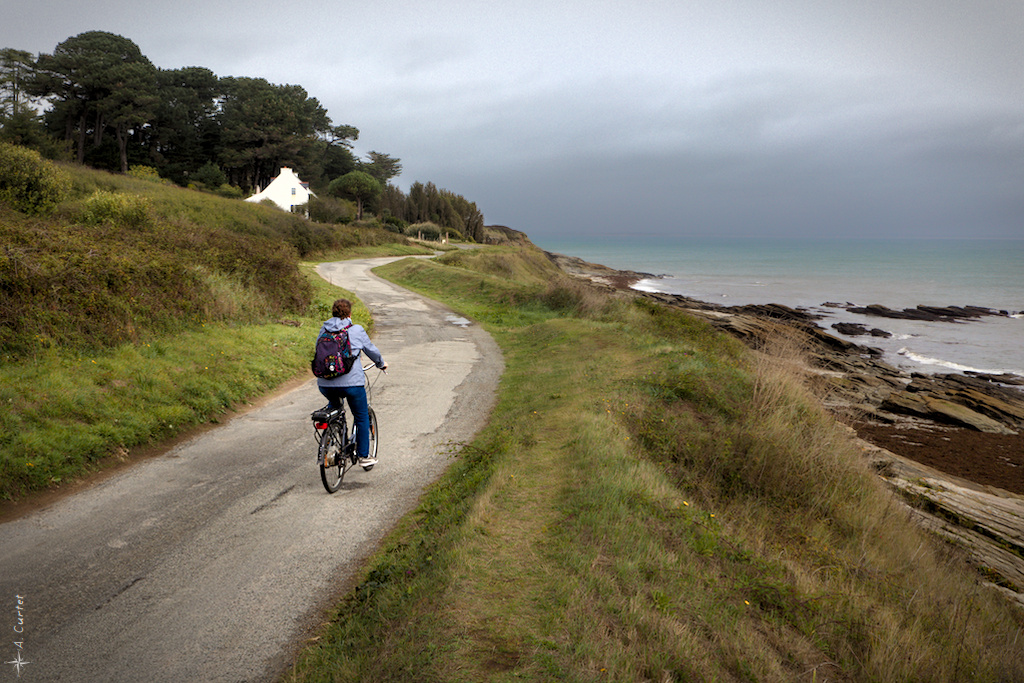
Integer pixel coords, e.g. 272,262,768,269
832,322,870,336
846,304,942,321
967,372,1024,387
731,303,822,322
932,374,1024,427
831,322,891,338
847,303,1006,322
880,392,1017,434
886,373,1024,433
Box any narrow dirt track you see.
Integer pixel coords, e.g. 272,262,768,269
0,257,502,682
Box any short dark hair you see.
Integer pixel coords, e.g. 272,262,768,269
331,298,352,319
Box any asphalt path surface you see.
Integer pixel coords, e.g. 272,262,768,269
0,257,503,682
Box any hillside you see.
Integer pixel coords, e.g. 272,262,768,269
0,156,427,502
1,159,410,355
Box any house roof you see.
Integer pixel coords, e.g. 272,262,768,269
245,167,316,205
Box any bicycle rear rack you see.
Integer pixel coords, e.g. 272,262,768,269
312,405,343,444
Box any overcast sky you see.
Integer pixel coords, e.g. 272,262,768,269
5,0,1023,242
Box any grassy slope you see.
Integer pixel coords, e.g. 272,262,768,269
0,163,429,501
286,248,1024,682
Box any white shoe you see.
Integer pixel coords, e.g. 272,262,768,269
358,457,377,470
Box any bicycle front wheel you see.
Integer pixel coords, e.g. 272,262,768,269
319,421,348,493
367,407,378,461
351,407,379,469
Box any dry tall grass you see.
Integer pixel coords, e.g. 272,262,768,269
287,248,1024,682
706,329,1024,681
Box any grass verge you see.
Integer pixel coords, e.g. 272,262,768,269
0,257,399,503
1,158,432,503
285,248,1024,682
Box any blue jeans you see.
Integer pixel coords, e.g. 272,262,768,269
319,385,371,459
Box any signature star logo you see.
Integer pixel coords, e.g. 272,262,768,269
6,652,31,677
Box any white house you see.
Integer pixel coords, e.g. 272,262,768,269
245,167,315,215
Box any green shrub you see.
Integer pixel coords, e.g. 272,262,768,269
540,276,611,317
126,165,166,183
308,195,354,225
215,183,244,199
0,142,72,214
382,215,407,233
79,190,153,228
407,221,443,241
192,161,228,189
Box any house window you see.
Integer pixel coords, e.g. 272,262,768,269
291,188,296,195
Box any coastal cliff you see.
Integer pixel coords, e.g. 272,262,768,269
550,249,1024,604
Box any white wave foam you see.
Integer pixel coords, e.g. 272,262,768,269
896,348,1009,375
630,279,663,293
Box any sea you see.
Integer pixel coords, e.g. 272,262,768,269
538,237,1024,378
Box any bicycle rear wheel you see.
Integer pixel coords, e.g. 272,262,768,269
319,421,349,493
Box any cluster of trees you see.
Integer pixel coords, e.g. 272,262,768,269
0,31,486,239
314,173,483,241
0,32,372,191
379,181,484,242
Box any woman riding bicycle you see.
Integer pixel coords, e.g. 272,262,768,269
315,298,387,469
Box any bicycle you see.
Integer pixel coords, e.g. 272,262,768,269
311,363,384,493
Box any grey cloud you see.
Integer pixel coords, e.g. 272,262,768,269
4,1,1022,241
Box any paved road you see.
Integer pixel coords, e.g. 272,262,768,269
0,257,502,682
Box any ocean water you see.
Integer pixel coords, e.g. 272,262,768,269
539,237,1024,377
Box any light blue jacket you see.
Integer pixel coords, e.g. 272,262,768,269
315,317,384,388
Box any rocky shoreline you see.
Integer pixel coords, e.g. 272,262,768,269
549,250,1024,604
840,302,1018,323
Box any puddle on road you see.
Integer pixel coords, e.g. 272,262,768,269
446,315,472,327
